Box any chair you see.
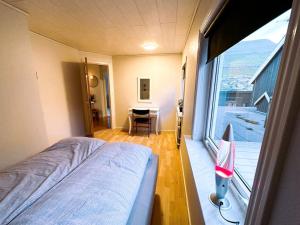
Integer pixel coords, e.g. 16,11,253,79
132,109,151,137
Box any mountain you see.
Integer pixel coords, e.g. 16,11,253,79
221,39,276,91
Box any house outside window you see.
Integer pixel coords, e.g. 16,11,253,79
205,10,291,199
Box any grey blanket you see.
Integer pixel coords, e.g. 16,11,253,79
0,137,151,225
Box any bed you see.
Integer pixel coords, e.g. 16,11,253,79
0,137,158,225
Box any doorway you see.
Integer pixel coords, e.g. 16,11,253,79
87,63,111,133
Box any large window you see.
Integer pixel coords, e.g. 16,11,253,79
206,10,291,198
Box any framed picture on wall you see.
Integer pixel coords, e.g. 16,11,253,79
137,77,151,103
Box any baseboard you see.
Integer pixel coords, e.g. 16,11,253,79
114,127,175,132
115,127,126,130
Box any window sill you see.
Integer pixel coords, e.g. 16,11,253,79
183,135,246,225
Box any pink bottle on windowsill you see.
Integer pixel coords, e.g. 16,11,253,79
209,123,235,209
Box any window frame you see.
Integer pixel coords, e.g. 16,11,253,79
195,2,298,224
204,55,254,208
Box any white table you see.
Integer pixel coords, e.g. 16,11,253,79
128,107,160,135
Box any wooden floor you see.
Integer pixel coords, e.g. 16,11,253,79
92,116,111,132
93,129,189,225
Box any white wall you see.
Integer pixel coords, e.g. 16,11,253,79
0,3,117,170
112,54,182,131
181,0,221,136
0,3,48,169
30,33,85,145
179,1,224,224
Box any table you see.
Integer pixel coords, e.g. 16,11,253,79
128,107,160,135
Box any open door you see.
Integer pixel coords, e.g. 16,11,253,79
80,57,93,136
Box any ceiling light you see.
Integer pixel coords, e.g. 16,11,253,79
142,42,158,51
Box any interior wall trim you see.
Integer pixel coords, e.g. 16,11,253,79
184,0,201,47
115,127,175,132
30,31,77,49
0,0,29,16
200,0,225,33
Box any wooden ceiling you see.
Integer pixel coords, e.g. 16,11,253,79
5,0,199,55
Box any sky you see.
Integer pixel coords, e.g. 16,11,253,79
243,9,291,44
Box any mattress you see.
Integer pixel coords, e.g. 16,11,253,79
127,154,158,225
0,137,157,225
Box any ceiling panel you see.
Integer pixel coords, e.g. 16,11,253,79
135,0,160,25
5,0,199,55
